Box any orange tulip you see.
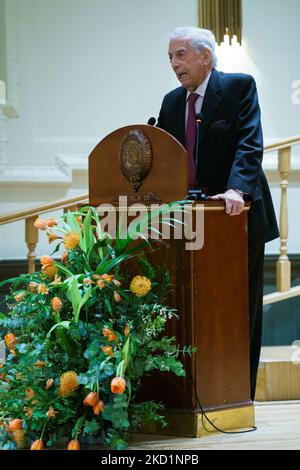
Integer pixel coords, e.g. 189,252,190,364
97,279,105,289
113,291,121,302
42,263,57,279
124,326,130,337
45,218,57,227
83,391,99,407
51,297,62,313
93,400,104,415
40,255,55,266
30,439,44,450
4,333,17,349
111,377,126,394
60,252,69,264
67,439,80,450
8,418,23,432
34,218,47,230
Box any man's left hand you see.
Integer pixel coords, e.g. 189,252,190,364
209,189,245,216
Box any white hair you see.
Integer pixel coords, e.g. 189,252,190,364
169,26,217,67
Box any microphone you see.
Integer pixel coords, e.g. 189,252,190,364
147,117,156,126
186,112,208,201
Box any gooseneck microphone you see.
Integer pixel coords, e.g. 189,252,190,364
185,112,208,201
147,117,156,126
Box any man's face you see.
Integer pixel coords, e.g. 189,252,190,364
168,38,209,92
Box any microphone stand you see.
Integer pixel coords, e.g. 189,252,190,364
186,113,208,201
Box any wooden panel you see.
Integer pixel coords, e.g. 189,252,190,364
88,125,188,205
139,202,251,412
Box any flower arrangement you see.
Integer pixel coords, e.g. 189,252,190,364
0,206,195,450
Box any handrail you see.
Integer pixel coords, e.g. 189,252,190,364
0,133,299,299
0,193,89,225
264,135,300,153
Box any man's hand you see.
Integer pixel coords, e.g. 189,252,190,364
209,189,245,216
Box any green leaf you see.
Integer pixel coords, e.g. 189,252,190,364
47,321,70,337
0,312,7,320
75,285,92,323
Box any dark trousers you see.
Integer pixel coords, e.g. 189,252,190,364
248,244,265,401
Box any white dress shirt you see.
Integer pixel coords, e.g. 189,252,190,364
185,71,212,126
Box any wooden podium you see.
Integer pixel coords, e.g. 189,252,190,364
88,125,254,437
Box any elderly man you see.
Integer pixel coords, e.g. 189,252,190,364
157,26,279,401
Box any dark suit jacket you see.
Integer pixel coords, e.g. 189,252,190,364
157,68,279,249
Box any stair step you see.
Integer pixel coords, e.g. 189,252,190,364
255,346,300,401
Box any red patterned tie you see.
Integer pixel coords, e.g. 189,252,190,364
185,92,199,188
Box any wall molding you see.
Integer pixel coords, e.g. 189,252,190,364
0,154,88,185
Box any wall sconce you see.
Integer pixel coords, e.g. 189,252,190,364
198,0,242,46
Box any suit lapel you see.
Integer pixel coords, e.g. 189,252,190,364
176,88,187,145
198,68,222,145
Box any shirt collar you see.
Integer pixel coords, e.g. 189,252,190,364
186,70,212,101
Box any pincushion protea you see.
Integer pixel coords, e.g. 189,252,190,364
59,371,79,397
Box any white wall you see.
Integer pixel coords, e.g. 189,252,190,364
0,0,299,259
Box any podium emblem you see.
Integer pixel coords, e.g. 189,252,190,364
119,129,152,192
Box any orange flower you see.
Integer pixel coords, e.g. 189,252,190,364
14,291,26,302
83,391,99,407
111,377,126,394
24,407,33,418
102,346,114,357
93,400,104,415
28,281,39,293
102,327,118,342
59,371,79,397
60,252,69,264
83,278,92,285
4,333,17,349
12,429,27,449
97,279,105,289
40,255,55,266
101,273,113,284
50,275,62,286
34,218,47,230
30,439,44,450
37,283,49,295
25,388,35,400
124,326,130,337
45,218,57,227
47,232,61,244
67,439,80,450
8,419,23,432
113,291,121,302
51,297,62,313
45,378,54,390
112,279,121,287
42,263,57,279
63,232,81,250
34,360,46,368
46,406,58,418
